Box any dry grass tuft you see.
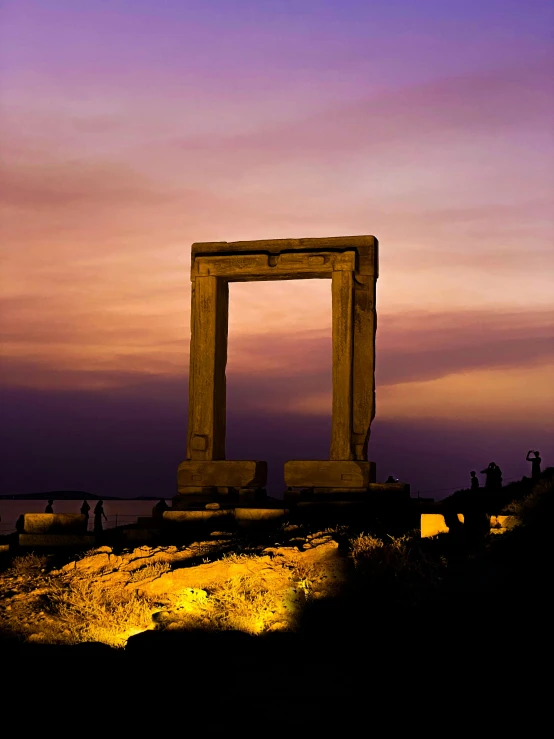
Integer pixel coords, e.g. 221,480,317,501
128,560,171,583
7,553,50,577
49,577,159,647
208,574,286,634
349,530,445,584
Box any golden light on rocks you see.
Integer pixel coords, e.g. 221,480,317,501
0,533,350,648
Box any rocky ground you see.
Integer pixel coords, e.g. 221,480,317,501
0,524,350,648
1,485,550,724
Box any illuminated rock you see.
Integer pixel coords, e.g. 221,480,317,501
420,513,519,538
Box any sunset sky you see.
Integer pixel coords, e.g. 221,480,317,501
1,0,553,499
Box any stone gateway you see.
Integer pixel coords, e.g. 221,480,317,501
175,235,379,508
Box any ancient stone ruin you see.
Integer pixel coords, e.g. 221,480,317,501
174,235,384,510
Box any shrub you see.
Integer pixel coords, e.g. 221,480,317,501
348,530,447,601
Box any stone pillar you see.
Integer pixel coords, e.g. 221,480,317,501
186,276,229,461
330,269,354,460
352,273,377,461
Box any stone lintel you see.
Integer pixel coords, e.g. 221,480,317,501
192,235,376,257
284,461,376,488
192,251,355,282
191,236,378,276
177,460,267,489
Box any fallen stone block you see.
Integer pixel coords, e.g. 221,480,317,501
234,508,289,526
19,513,88,534
420,514,459,538
420,513,519,538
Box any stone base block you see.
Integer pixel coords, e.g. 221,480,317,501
177,460,267,490
163,510,234,524
284,481,408,504
284,460,376,489
235,508,289,526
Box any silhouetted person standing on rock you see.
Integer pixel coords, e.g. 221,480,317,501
45,499,54,513
526,450,542,480
470,471,479,490
481,462,502,491
94,500,107,536
80,500,91,530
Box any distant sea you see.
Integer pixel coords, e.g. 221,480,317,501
0,498,163,535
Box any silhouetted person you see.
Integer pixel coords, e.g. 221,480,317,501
386,475,396,483
153,499,169,518
526,450,542,480
480,462,502,491
45,499,54,513
493,463,503,490
470,471,479,490
80,499,91,530
94,500,107,536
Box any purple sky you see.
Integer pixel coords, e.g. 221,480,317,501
1,0,553,499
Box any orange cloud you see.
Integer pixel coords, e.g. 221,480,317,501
379,364,554,429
